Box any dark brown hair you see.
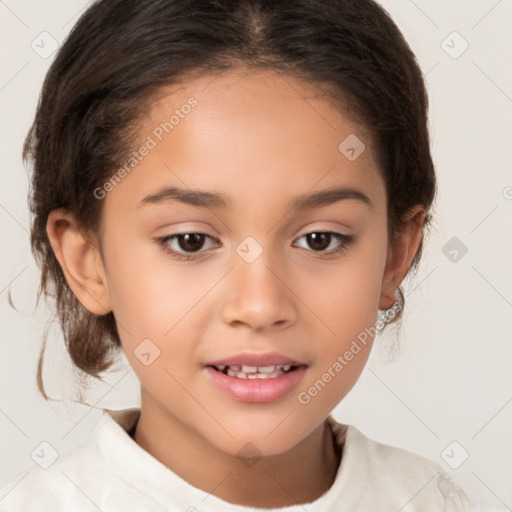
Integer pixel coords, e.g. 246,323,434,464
24,0,436,399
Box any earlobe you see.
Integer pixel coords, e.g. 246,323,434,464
379,205,426,310
46,208,112,315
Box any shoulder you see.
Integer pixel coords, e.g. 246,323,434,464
0,408,145,512
0,438,105,511
327,416,474,511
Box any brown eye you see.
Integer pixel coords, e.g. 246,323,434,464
294,231,355,256
157,232,220,259
306,232,331,251
175,233,206,252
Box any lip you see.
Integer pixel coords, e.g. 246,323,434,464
204,351,306,368
203,351,309,404
204,365,308,404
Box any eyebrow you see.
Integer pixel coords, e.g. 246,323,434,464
139,185,372,211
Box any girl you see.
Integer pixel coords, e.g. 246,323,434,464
0,0,475,510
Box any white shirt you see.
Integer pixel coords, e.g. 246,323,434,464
0,408,473,511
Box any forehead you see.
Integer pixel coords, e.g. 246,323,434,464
105,67,384,215
142,67,375,155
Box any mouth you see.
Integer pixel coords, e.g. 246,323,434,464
203,352,308,403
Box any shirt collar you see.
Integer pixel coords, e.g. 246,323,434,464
95,407,352,511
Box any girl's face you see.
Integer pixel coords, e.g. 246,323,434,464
87,68,407,456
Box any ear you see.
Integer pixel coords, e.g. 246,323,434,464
379,205,426,310
46,208,112,315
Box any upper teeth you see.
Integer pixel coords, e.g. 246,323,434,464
214,364,293,379
217,364,292,373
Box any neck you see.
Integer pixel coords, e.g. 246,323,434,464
132,399,342,508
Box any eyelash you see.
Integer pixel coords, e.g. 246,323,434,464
154,231,355,261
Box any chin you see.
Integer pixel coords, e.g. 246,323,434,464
219,435,302,461
209,417,314,459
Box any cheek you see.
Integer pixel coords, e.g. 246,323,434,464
314,229,389,331
103,236,207,395
103,231,219,345
301,224,388,404
102,230,175,331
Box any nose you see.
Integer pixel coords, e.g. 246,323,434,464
221,252,297,332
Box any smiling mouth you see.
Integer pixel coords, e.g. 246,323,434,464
208,364,301,379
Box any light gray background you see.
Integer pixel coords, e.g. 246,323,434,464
1,0,511,509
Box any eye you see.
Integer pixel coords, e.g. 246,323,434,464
294,231,354,256
156,232,220,260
